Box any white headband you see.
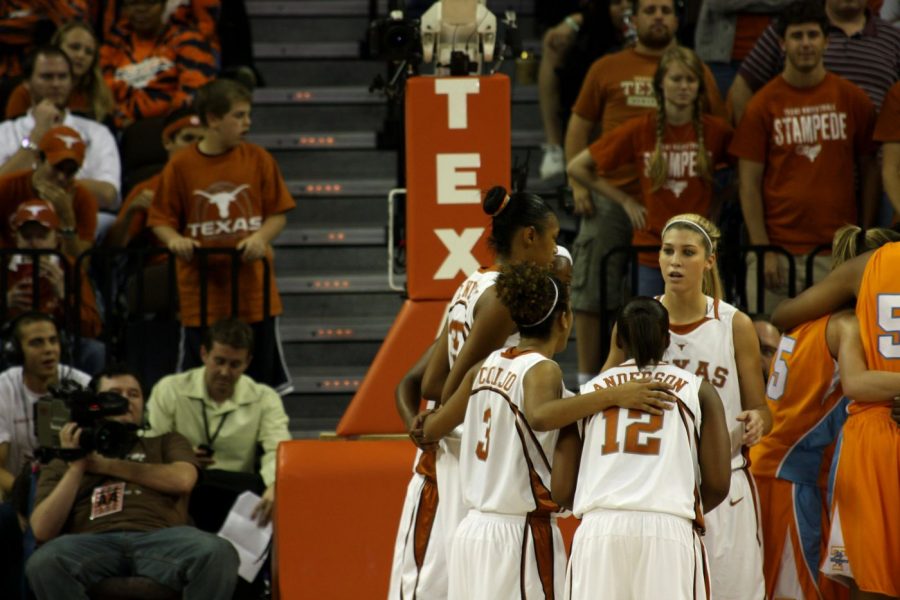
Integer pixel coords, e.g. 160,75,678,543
662,219,713,251
523,278,560,328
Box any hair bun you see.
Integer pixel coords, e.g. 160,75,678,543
483,186,511,217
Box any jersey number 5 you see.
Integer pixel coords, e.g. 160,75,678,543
877,294,900,359
600,408,663,456
475,408,491,461
766,335,796,401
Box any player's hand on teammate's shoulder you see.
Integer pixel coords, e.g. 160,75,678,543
612,378,676,416
892,395,900,426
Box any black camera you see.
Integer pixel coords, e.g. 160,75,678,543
35,382,139,461
367,13,421,63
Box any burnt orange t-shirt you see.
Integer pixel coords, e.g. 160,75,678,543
5,84,91,120
729,73,876,254
572,48,725,195
590,113,733,266
0,169,98,246
874,80,900,142
147,142,296,327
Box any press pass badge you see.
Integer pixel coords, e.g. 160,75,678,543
90,482,125,520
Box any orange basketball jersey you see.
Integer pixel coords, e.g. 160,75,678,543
854,242,900,413
751,316,848,487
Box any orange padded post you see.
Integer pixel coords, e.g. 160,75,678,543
336,299,446,435
273,440,416,599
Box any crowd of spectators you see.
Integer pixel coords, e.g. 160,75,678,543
0,3,293,598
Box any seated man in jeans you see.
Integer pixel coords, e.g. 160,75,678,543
26,364,238,599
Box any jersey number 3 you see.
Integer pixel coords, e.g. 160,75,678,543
475,408,491,461
600,408,663,455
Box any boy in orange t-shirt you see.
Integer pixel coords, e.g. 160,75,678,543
729,0,877,315
148,79,295,393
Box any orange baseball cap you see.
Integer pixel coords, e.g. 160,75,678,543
38,126,86,167
10,200,61,230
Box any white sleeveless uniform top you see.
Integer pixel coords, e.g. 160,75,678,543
458,348,561,516
445,268,519,439
573,361,703,522
663,296,745,470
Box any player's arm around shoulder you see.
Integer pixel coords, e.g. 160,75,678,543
423,360,484,443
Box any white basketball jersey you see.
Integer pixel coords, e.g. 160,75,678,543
573,361,703,523
446,268,519,370
663,296,745,470
458,348,561,516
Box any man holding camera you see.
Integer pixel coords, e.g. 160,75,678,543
26,365,238,599
0,312,90,500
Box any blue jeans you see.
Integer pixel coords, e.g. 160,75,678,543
637,265,665,297
25,526,238,600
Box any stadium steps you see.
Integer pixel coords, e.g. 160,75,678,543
248,0,549,437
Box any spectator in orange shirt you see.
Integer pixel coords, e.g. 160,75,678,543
5,21,114,123
148,79,295,394
5,200,105,373
0,126,98,256
568,46,733,296
100,0,217,129
730,0,878,314
564,0,725,383
106,107,205,255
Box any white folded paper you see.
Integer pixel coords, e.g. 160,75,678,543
217,491,273,582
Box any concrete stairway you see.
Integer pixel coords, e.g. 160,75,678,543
247,0,572,437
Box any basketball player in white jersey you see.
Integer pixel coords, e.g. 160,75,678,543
605,214,772,599
389,186,559,598
419,264,680,599
556,297,731,599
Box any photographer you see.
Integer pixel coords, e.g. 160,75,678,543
26,365,238,599
0,313,90,500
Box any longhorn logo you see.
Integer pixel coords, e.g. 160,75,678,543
55,134,82,149
193,184,250,219
664,180,688,198
795,144,821,163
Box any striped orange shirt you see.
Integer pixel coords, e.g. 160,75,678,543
100,23,217,128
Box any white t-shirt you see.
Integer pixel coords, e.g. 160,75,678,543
0,365,91,479
0,111,122,205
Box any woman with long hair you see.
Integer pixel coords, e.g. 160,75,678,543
604,213,772,599
567,46,732,296
6,21,114,122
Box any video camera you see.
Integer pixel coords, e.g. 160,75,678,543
34,382,139,462
367,10,422,64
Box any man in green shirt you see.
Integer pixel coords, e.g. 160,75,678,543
147,318,291,526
